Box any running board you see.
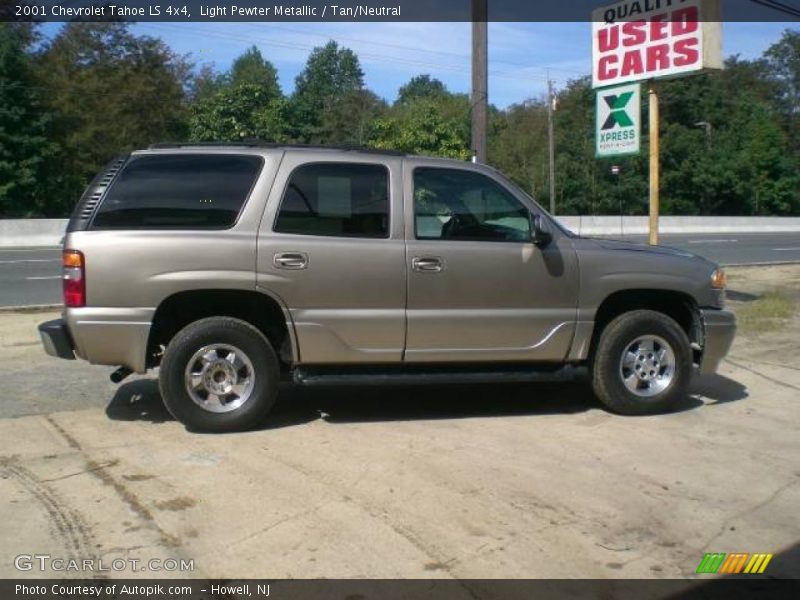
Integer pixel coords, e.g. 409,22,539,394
292,364,582,386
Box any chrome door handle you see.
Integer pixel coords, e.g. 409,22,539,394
412,257,444,273
274,252,308,270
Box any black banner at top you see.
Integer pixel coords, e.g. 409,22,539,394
2,0,800,22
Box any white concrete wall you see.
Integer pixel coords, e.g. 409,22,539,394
0,217,799,247
555,216,800,236
0,219,68,248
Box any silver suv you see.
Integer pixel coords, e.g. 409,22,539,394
39,144,735,432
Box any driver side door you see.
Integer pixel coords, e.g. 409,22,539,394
403,162,579,362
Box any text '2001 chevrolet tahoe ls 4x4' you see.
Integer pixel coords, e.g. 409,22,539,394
39,144,736,432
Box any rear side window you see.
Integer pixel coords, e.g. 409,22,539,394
274,163,389,238
92,154,263,229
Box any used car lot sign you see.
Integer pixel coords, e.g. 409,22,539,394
591,0,722,88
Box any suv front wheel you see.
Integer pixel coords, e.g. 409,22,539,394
590,310,692,415
159,317,279,432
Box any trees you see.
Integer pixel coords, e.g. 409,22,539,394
289,41,367,143
489,100,549,202
189,84,289,142
367,76,470,159
36,23,190,214
765,30,800,130
369,98,470,159
189,46,287,142
0,23,55,217
2,23,799,217
229,45,282,98
397,74,448,104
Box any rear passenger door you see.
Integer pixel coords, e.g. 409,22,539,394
257,154,406,364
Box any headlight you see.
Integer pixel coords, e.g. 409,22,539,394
710,269,727,290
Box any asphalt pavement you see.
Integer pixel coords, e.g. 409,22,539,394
1,231,799,307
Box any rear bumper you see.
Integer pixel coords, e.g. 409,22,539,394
38,319,75,360
699,309,736,375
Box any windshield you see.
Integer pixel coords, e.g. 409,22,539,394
488,168,576,238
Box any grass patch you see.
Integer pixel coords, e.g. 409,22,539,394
736,290,796,334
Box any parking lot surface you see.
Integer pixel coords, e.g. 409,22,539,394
1,266,798,580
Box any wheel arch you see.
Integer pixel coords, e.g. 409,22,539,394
146,289,298,369
587,289,703,365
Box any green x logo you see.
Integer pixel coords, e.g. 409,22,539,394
602,92,634,129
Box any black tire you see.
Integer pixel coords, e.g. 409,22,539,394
159,317,279,432
590,310,692,415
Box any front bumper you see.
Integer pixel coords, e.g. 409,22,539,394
699,309,736,375
38,319,75,360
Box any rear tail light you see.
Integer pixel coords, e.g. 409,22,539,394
63,250,85,307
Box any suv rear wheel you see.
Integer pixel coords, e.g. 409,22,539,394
159,317,279,432
590,310,692,415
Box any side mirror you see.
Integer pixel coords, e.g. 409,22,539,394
531,214,553,247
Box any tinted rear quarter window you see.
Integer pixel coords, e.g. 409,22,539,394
92,154,263,229
274,163,389,238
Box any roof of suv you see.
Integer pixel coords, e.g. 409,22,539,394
148,142,409,158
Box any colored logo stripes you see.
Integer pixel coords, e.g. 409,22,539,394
601,92,635,129
696,553,773,574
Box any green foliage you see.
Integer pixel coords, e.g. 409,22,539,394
2,24,799,218
368,83,470,159
289,41,366,142
229,45,281,99
0,23,56,217
189,83,288,142
765,30,800,124
489,101,549,202
397,74,448,104
369,97,470,159
503,50,800,217
34,23,190,216
190,64,226,102
188,46,286,142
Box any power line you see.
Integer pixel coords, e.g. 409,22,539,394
748,0,800,18
137,23,572,87
238,22,586,79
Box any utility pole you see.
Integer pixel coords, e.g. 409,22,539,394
546,76,556,214
471,0,488,163
648,82,659,245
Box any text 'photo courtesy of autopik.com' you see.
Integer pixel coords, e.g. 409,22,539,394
1,0,799,598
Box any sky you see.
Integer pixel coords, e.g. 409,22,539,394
42,21,798,108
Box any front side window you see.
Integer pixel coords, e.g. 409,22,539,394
414,168,531,242
274,163,389,238
92,154,263,229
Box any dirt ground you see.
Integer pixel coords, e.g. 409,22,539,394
0,265,798,580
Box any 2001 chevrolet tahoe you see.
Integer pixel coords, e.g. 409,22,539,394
39,144,736,431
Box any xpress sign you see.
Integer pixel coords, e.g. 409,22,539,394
596,83,640,157
591,0,722,88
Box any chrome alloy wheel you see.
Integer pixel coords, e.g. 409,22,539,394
184,344,255,413
618,335,676,398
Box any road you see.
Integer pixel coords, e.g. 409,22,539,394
1,232,799,307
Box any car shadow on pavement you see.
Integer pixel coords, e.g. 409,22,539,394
689,373,749,405
105,378,173,424
104,372,748,431
276,381,596,426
